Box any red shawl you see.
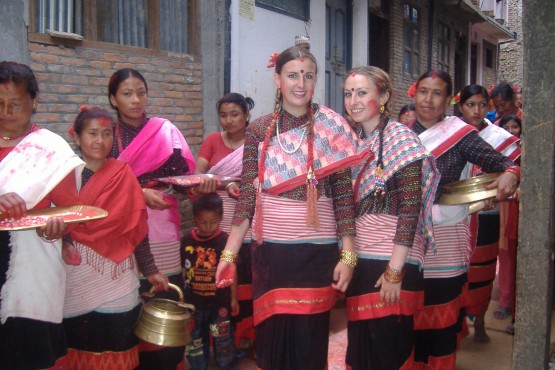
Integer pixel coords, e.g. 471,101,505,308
71,158,148,263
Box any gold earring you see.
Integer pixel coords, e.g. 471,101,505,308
379,105,385,114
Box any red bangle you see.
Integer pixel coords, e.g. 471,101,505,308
504,166,520,181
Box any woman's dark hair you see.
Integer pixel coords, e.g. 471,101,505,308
107,68,148,109
72,107,115,136
459,84,489,105
0,61,39,99
193,192,223,216
416,70,452,97
275,45,318,76
398,103,416,120
216,93,255,125
498,114,522,129
491,82,515,101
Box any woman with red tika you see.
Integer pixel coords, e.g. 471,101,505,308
0,61,83,369
216,46,371,370
343,66,439,370
407,70,520,370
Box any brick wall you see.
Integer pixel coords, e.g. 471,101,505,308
498,0,523,89
28,42,204,155
28,41,202,230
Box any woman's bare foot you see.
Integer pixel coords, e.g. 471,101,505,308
62,242,82,265
473,315,491,343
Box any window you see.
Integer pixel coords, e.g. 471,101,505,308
484,42,495,69
438,22,450,73
403,4,420,76
255,0,309,21
34,0,190,53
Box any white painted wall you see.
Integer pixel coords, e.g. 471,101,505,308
352,0,368,67
229,0,327,120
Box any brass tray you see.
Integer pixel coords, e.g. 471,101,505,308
157,174,241,188
439,173,502,205
0,205,108,231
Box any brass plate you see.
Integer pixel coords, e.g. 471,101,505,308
439,173,502,205
157,174,241,188
0,205,108,231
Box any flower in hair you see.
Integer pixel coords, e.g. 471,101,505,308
513,85,519,93
79,105,87,112
450,91,461,105
407,82,417,98
267,52,280,68
488,83,495,96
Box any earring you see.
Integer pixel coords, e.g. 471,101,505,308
379,105,385,114
33,103,37,111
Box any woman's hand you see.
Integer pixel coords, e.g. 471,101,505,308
143,189,170,210
486,171,518,200
215,261,237,288
196,178,219,194
0,192,27,219
37,216,67,241
332,261,354,293
147,272,169,292
375,274,401,305
226,182,240,199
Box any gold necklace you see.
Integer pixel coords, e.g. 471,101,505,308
224,132,242,150
0,124,37,141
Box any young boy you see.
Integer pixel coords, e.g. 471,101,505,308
181,193,239,370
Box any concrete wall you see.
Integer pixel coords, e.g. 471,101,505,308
229,0,327,120
0,1,30,64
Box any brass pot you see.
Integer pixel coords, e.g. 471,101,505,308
134,283,195,347
439,173,502,205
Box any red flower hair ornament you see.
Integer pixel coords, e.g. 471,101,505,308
266,52,280,68
450,91,461,105
407,82,417,98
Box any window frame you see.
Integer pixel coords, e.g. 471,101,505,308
437,21,450,73
255,0,310,21
484,41,495,69
28,0,200,58
402,3,420,77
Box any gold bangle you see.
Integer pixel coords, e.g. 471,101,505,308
220,249,239,264
225,182,237,191
383,264,405,283
340,250,358,268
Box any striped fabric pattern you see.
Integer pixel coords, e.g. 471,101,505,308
423,220,471,278
147,240,182,276
251,193,338,244
218,190,252,241
64,243,140,318
355,213,425,268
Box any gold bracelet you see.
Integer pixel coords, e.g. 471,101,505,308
340,250,358,268
225,182,237,191
220,249,239,264
383,264,405,283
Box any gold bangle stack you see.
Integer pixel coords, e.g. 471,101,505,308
220,249,239,264
383,265,405,284
340,250,358,268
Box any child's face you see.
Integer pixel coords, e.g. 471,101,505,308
502,119,521,138
194,210,222,238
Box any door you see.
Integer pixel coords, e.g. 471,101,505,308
325,0,349,114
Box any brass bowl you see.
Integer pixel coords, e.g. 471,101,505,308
439,173,502,205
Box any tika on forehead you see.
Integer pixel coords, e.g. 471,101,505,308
2,83,9,90
300,69,304,74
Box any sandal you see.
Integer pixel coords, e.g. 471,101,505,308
493,306,511,320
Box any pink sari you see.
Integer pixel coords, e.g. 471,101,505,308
118,117,195,275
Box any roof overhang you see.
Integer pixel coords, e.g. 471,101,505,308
440,0,516,40
461,0,516,40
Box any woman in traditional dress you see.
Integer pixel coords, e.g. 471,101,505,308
343,66,439,369
215,46,371,370
491,82,523,124
193,92,256,350
63,106,168,369
457,84,521,342
107,68,195,370
407,70,520,370
0,61,84,369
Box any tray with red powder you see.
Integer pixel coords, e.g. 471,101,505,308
157,174,241,188
0,205,108,231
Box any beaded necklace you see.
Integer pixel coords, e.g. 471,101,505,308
275,112,308,154
0,124,37,141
